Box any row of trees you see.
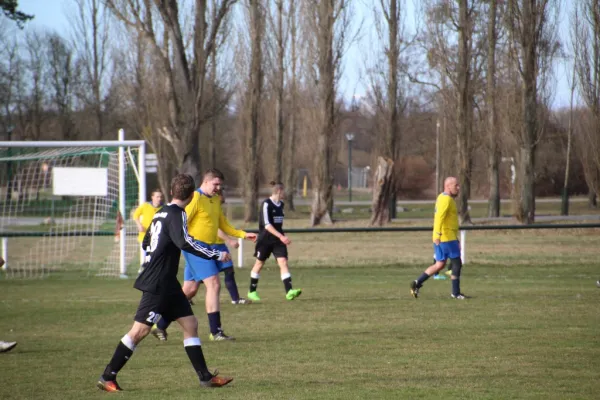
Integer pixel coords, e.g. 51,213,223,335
0,1,599,225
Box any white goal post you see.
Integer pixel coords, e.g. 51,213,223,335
0,132,146,279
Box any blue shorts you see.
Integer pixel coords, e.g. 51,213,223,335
183,242,233,282
433,240,460,262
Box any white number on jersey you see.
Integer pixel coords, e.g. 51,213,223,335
149,221,162,252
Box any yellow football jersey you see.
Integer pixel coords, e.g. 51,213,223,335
432,193,459,242
185,191,245,244
133,202,162,243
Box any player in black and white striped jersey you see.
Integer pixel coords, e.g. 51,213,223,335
247,181,302,302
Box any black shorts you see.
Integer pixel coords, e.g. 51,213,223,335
134,289,193,326
254,240,288,261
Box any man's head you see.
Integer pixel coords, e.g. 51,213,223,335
150,188,164,207
170,174,196,206
270,181,285,199
443,176,460,198
201,168,224,196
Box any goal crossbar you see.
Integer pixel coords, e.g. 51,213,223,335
0,140,146,148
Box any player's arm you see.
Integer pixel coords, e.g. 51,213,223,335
132,205,145,232
262,201,291,245
219,211,256,241
433,197,449,242
218,229,239,249
170,211,229,261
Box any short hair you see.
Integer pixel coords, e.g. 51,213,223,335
203,168,224,181
171,174,196,201
151,188,163,195
270,180,284,194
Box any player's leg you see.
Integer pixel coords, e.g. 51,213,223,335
411,244,447,298
203,274,234,341
247,259,265,302
248,242,271,301
274,244,301,300
151,261,203,341
222,267,250,304
176,315,233,387
446,240,467,299
432,253,447,280
214,244,248,305
98,293,159,391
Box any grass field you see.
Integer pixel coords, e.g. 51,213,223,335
1,228,599,399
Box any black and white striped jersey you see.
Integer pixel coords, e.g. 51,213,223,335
258,198,285,242
135,203,220,294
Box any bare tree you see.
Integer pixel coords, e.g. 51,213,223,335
105,0,237,183
419,0,485,224
486,0,500,217
71,0,110,139
241,0,264,222
505,0,559,224
18,30,47,141
284,0,298,211
264,0,288,183
46,33,77,140
0,25,21,136
369,0,409,226
304,0,353,225
572,0,600,207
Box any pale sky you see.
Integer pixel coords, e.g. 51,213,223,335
16,0,573,109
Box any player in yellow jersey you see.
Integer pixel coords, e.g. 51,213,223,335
132,189,164,273
152,169,256,342
410,177,468,299
132,188,164,242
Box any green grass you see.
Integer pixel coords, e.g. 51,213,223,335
1,230,600,399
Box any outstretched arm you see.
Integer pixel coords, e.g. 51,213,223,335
171,212,229,261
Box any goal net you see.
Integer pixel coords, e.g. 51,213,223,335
0,139,146,279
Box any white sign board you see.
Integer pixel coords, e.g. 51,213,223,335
53,167,108,196
146,153,158,173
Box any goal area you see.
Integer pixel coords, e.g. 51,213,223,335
0,137,146,279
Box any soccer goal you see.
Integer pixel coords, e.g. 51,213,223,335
0,133,146,279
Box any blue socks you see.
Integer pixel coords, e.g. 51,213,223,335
416,273,430,288
224,269,240,302
452,278,460,295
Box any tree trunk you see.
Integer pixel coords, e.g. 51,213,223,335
487,0,500,218
310,0,335,226
176,132,203,184
562,66,576,215
274,0,285,183
243,0,262,222
588,189,598,208
517,42,537,224
372,0,400,224
284,0,297,211
456,0,472,224
371,157,395,226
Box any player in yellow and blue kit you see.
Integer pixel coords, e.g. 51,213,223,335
410,177,468,299
151,169,256,342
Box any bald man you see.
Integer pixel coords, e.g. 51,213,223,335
410,177,467,299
